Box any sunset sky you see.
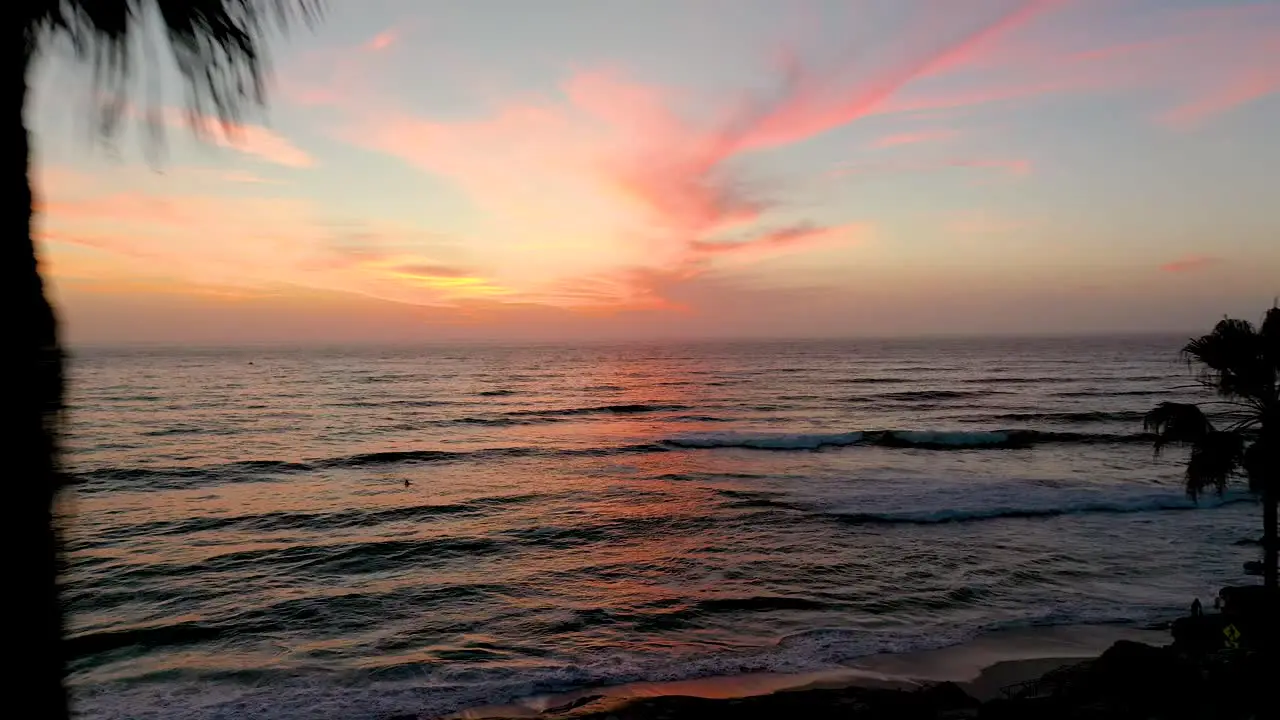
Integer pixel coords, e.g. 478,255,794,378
30,0,1280,345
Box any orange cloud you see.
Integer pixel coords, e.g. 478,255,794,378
1160,255,1221,273
390,264,472,279
37,180,517,310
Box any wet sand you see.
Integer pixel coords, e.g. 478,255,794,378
446,623,1167,718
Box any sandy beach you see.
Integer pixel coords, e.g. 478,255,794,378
446,623,1168,718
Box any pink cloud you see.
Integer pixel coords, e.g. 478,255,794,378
1160,255,1222,273
726,0,1066,151
873,3,1280,128
870,129,957,148
344,71,778,285
303,0,1277,315
1160,58,1280,129
333,3,1067,311
366,30,398,51
690,223,867,260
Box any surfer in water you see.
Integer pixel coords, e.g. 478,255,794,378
404,478,411,488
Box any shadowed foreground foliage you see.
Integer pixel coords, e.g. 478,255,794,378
11,2,319,715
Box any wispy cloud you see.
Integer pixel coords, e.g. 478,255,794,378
870,129,957,149
365,29,398,52
1160,254,1221,273
873,2,1280,129
391,264,472,279
831,156,1033,180
167,110,314,168
220,170,281,185
690,223,868,261
947,210,1030,235
720,0,1066,152
1160,59,1280,129
36,176,516,309
951,158,1032,176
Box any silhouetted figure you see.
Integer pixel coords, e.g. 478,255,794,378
1191,598,1202,617
404,478,411,488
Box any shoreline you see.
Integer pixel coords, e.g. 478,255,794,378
445,623,1168,719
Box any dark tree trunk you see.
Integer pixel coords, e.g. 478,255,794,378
5,24,68,720
1265,487,1278,593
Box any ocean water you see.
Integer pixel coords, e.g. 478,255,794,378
61,336,1261,719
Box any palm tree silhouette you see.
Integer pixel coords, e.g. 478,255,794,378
1145,307,1279,594
15,3,319,716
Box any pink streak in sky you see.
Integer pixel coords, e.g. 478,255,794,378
870,129,957,148
1159,255,1222,273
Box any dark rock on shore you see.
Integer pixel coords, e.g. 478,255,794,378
558,681,980,719
458,640,1278,720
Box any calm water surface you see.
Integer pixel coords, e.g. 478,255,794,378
61,337,1259,719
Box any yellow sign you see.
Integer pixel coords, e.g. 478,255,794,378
1223,624,1241,648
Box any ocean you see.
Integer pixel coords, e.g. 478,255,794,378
61,336,1260,719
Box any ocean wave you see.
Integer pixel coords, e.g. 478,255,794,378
1053,389,1174,398
827,491,1254,526
879,390,1007,402
84,495,544,543
662,429,1153,451
665,431,865,450
986,410,1148,423
504,403,690,418
693,595,828,613
68,611,1179,720
72,459,314,487
315,449,487,468
70,444,673,491
73,426,1158,491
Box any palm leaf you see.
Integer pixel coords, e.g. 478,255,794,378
1182,431,1245,499
1182,318,1270,402
32,0,323,134
1144,402,1214,453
